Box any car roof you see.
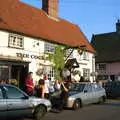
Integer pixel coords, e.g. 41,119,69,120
77,82,91,84
0,84,17,87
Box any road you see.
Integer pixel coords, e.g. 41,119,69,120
22,99,120,120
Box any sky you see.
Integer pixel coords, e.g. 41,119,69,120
20,0,120,41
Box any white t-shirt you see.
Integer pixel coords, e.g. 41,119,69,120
44,79,50,93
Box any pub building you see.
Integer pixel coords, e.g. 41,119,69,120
0,0,95,89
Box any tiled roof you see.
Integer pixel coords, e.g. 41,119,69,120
91,32,120,62
0,0,95,53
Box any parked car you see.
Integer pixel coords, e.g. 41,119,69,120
65,82,106,110
0,84,51,120
105,81,120,98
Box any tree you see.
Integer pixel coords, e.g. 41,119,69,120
49,45,65,80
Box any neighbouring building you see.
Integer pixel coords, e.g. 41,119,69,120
0,0,95,89
91,20,120,82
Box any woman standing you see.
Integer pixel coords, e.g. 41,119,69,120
37,79,45,98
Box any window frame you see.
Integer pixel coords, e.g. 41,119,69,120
5,86,25,99
44,42,55,54
8,33,24,49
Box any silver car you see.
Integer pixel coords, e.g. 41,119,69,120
0,84,51,120
66,82,106,110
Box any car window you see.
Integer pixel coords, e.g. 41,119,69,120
5,86,25,99
87,84,92,92
92,84,102,92
84,84,89,92
69,83,85,92
0,88,3,99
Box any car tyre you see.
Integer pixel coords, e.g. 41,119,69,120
99,96,106,104
34,105,46,120
73,99,81,110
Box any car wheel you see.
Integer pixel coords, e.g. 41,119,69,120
99,96,106,104
34,105,46,120
73,99,81,110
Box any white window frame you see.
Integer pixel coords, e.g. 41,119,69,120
8,33,24,49
44,42,55,53
82,51,89,60
83,68,90,80
48,67,54,81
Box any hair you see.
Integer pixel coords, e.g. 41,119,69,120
28,72,33,75
38,79,45,85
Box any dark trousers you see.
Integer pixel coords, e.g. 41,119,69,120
45,93,50,99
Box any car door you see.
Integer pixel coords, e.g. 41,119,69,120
0,86,7,119
91,84,99,103
82,84,93,104
4,86,33,118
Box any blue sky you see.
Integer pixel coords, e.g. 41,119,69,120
20,0,120,41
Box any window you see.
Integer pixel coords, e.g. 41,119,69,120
97,64,106,70
87,84,92,92
5,86,25,99
48,67,54,81
82,51,89,60
83,68,90,81
97,75,108,80
0,65,10,82
44,42,55,53
8,33,24,49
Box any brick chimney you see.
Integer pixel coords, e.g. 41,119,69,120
42,0,58,19
116,19,120,34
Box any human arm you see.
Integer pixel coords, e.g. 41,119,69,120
41,86,45,98
61,82,69,92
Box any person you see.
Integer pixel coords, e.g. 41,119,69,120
25,72,34,96
36,79,45,98
79,76,85,82
43,74,50,99
50,79,70,113
59,79,70,111
54,79,61,92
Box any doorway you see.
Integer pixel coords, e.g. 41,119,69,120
11,65,28,90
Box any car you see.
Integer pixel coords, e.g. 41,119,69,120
0,84,51,120
105,81,120,98
65,82,106,110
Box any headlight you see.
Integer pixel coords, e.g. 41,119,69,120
68,97,75,101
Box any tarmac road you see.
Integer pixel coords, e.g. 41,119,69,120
20,99,120,120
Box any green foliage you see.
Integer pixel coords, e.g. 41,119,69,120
48,45,65,80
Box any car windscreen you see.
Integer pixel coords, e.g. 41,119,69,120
69,83,85,92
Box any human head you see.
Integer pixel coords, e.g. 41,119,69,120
38,79,45,85
28,72,33,77
43,74,48,80
55,79,59,84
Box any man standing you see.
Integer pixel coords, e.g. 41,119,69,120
43,74,50,99
25,72,34,96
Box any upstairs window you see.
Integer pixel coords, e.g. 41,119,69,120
8,33,24,49
44,42,55,53
97,64,106,70
82,51,89,60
